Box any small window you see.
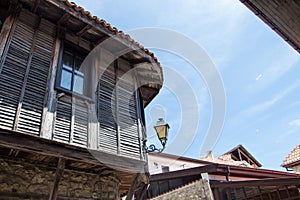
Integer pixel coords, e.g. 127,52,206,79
57,43,89,97
162,166,169,173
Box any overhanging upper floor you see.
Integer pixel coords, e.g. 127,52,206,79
241,0,300,53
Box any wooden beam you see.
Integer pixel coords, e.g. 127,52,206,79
76,24,92,37
257,186,264,199
237,149,242,161
49,157,66,200
150,164,218,181
0,154,110,176
136,183,148,200
46,0,113,37
57,13,70,26
126,173,141,200
40,24,61,139
285,186,291,198
0,128,147,173
93,35,110,48
130,58,151,65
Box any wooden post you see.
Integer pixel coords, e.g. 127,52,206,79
0,8,19,74
70,97,75,144
40,29,62,139
136,183,148,200
0,15,15,59
115,60,120,155
133,69,144,161
126,173,141,200
87,48,98,149
49,157,66,200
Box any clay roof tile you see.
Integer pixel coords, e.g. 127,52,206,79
282,144,300,167
63,0,159,64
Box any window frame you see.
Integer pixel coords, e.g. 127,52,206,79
56,41,92,101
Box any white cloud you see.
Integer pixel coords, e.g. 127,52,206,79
288,119,300,126
229,80,300,126
255,74,263,81
248,53,299,92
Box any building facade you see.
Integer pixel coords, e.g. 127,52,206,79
148,145,261,175
0,0,163,199
147,156,300,199
147,145,300,199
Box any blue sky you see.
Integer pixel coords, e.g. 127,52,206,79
74,0,300,171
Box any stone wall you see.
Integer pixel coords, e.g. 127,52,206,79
150,179,214,200
0,158,120,200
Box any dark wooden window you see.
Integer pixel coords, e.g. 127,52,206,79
53,42,90,146
57,43,89,97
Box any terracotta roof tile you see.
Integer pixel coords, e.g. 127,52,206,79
61,0,158,63
282,144,300,167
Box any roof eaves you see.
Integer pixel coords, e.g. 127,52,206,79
149,152,215,165
240,0,300,54
47,0,160,64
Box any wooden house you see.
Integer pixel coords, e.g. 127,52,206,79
0,0,163,199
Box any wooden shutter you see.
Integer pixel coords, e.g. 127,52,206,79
73,99,89,146
18,17,56,134
0,9,55,134
97,63,118,154
96,58,141,159
117,64,140,159
53,95,89,147
53,95,72,143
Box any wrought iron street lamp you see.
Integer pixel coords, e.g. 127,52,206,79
143,118,170,153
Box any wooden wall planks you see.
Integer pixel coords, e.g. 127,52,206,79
0,8,145,161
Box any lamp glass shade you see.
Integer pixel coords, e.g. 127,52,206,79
154,125,168,141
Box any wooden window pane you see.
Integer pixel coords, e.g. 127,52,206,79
60,69,72,90
73,74,84,94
